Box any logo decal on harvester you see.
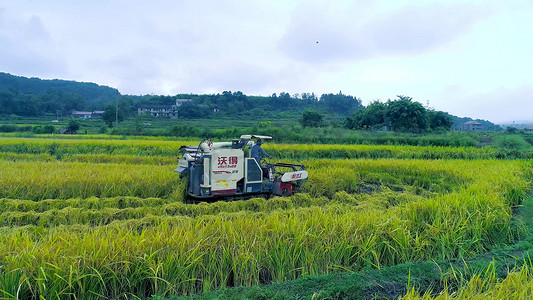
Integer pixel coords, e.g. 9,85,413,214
291,173,302,179
218,156,238,168
213,171,232,174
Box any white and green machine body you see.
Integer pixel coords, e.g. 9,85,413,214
175,135,308,199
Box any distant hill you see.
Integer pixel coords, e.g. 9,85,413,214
0,72,119,100
0,72,119,116
0,73,502,132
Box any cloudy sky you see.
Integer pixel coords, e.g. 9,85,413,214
1,0,531,123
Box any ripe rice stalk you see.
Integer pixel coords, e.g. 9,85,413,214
0,139,530,297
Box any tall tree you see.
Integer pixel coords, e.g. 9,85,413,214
428,110,453,131
387,96,428,132
300,110,324,127
319,91,363,115
66,119,80,134
347,101,388,129
103,97,131,127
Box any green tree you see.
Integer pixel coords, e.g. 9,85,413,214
178,102,211,119
346,101,388,129
103,98,130,127
300,110,324,127
66,119,80,134
42,125,56,134
505,127,519,134
428,110,453,131
103,104,119,127
387,96,428,133
319,91,363,115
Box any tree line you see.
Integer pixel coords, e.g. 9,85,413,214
124,90,363,119
0,73,499,133
298,96,454,133
345,96,453,133
0,72,119,116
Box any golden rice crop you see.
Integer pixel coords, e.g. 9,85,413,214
0,152,177,165
1,137,531,159
0,161,182,200
0,158,466,202
0,196,175,212
0,152,54,162
401,261,533,299
302,159,468,197
0,197,519,298
0,157,529,298
62,153,176,165
0,137,186,156
0,135,531,298
265,143,503,159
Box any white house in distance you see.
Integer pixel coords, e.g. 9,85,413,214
456,121,486,132
71,110,105,118
175,99,191,107
137,99,191,119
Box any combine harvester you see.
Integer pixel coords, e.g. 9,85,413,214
175,135,308,200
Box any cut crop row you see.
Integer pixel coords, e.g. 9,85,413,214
0,191,429,227
0,187,524,298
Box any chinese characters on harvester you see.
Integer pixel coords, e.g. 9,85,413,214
218,156,238,168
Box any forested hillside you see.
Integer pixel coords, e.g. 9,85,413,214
0,73,365,118
0,72,120,116
0,73,500,134
126,91,363,119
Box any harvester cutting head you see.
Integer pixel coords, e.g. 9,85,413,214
175,135,308,199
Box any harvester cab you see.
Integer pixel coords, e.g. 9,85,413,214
175,135,308,199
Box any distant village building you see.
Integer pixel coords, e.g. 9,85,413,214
137,99,191,119
137,105,178,119
92,111,105,118
71,111,104,119
525,126,533,132
71,111,92,118
175,99,191,107
457,121,486,132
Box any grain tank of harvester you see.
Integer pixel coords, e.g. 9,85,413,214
175,135,308,199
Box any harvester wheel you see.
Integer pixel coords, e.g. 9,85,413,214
282,188,288,196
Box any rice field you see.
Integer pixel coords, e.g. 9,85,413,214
0,137,531,159
0,137,531,299
401,261,533,299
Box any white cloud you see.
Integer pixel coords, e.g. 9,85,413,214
0,0,532,122
435,84,533,123
279,2,490,64
0,9,65,75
